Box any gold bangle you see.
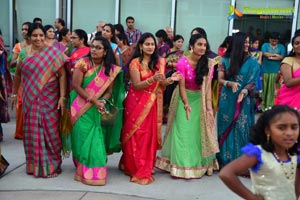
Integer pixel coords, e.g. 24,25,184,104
145,79,152,85
167,77,174,84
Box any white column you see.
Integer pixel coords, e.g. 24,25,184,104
115,0,120,24
228,0,236,36
9,0,13,53
67,0,71,29
170,0,176,29
291,0,299,39
55,0,60,18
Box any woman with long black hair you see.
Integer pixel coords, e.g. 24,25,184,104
217,32,260,168
156,34,219,179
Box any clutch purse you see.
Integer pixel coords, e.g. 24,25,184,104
101,97,119,126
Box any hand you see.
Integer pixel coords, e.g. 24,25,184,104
57,97,66,115
237,92,245,103
11,95,17,110
230,82,240,93
94,99,106,114
184,104,191,120
153,72,164,82
170,71,182,81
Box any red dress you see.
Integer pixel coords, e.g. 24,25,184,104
119,58,165,185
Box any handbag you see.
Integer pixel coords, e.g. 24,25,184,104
101,97,119,126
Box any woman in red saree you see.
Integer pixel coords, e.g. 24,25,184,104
12,23,67,178
275,34,300,111
119,32,181,185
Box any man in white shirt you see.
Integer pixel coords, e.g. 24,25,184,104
88,20,106,43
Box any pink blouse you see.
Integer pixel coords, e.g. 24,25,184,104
176,56,199,90
176,56,214,90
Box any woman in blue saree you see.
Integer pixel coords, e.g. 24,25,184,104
217,32,259,167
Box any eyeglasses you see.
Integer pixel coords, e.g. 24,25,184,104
70,36,79,40
90,45,104,50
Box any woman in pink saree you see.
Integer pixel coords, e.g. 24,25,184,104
119,33,181,185
275,34,300,111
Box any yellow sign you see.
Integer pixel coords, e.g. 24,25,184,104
244,7,294,15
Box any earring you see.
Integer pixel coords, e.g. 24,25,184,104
140,49,143,54
267,134,270,144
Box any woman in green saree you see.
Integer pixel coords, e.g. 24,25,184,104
70,36,125,186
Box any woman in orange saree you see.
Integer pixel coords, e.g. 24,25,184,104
119,32,181,185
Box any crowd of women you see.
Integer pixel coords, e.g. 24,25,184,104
0,18,299,199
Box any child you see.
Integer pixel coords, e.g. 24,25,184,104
250,38,263,112
219,105,300,200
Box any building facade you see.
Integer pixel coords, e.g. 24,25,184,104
1,0,299,52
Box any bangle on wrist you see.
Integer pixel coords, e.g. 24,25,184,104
241,89,248,95
11,93,17,98
167,77,174,84
145,78,152,85
87,96,94,103
224,80,229,87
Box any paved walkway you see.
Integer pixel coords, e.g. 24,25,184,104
0,115,250,200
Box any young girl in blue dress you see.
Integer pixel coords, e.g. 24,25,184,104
219,105,300,200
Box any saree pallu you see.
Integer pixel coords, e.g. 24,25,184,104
261,73,278,111
61,46,90,157
119,58,165,185
210,56,221,116
156,88,219,179
275,68,300,110
70,58,122,186
14,49,28,139
102,71,125,153
14,87,23,139
217,57,259,167
21,46,66,177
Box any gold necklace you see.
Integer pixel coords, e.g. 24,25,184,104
92,61,102,83
141,60,150,70
273,152,295,180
